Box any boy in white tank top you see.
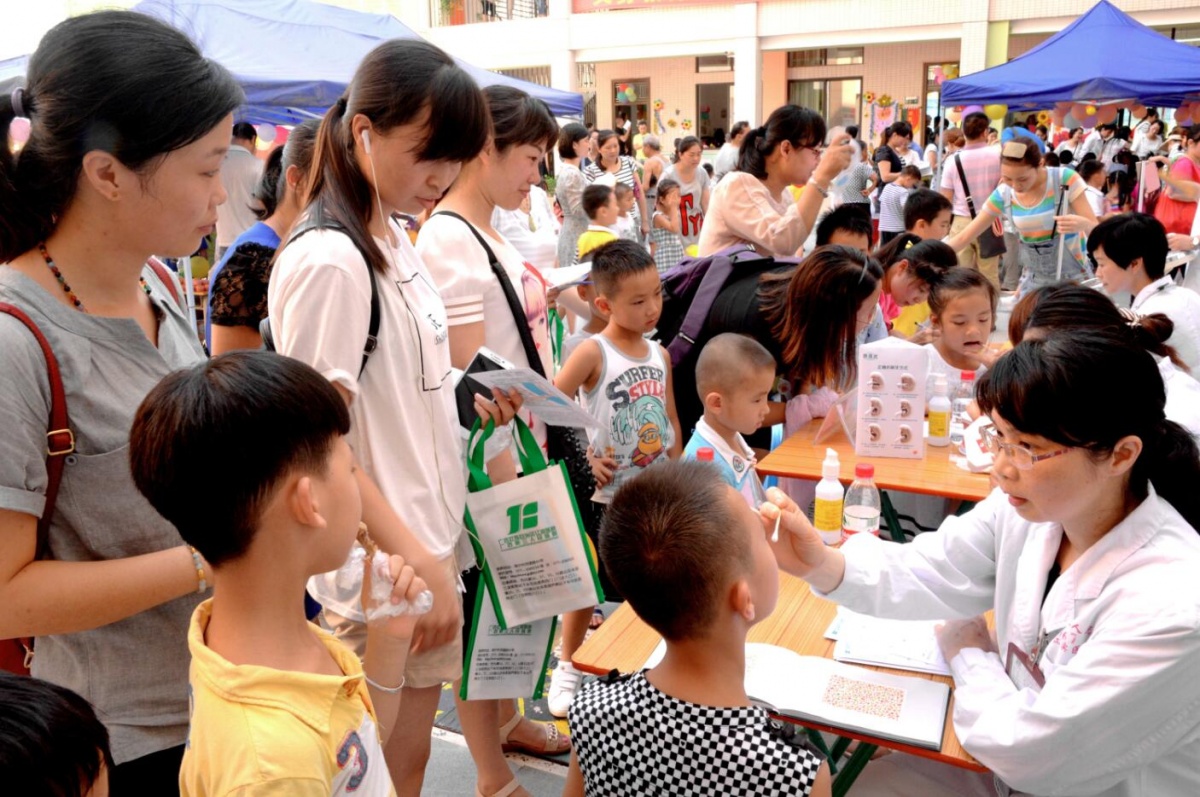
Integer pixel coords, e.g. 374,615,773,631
546,239,683,717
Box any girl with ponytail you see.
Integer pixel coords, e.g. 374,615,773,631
697,104,852,257
0,10,241,789
765,328,1200,796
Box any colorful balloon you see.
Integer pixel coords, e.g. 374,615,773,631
1096,105,1117,124
984,104,1008,120
256,123,277,144
963,105,984,116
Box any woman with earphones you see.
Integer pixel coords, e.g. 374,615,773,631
267,40,522,796
417,85,567,797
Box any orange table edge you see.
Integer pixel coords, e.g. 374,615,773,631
757,418,993,503
573,574,987,773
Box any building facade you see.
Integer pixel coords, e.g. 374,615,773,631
340,0,1200,149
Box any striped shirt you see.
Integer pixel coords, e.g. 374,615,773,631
878,182,912,233
984,167,1087,269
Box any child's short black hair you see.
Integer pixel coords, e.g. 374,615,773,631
1059,150,1075,165
600,461,749,641
696,333,776,398
590,239,656,297
0,672,112,796
1087,212,1169,279
583,184,614,219
1077,159,1106,184
815,204,872,247
130,351,351,567
903,188,952,231
898,164,922,181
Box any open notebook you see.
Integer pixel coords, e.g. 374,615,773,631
645,642,950,751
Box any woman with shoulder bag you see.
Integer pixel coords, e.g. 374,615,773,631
584,128,649,241
1150,125,1200,235
416,85,571,797
0,12,241,791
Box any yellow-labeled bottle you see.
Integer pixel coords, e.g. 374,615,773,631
813,448,845,545
928,374,951,447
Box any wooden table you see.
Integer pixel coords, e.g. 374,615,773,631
757,418,993,503
574,575,986,793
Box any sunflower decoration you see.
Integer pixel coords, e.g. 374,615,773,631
653,99,664,111
878,94,893,108
1036,110,1051,126
681,119,693,131
667,118,678,128
864,91,876,105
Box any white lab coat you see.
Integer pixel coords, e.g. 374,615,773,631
823,487,1200,796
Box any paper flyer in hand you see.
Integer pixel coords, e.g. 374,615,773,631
471,368,600,429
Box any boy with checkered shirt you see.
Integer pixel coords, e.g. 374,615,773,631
564,462,831,797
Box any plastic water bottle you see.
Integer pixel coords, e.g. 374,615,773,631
842,463,882,543
813,448,845,546
927,374,951,447
949,371,976,454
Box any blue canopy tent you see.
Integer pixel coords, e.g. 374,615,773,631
942,0,1200,108
133,0,582,122
3,0,581,124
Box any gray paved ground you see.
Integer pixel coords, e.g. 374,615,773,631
422,728,567,796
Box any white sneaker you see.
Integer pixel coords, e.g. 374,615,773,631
547,661,582,718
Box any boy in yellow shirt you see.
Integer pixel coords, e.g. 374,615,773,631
130,351,428,796
575,184,620,264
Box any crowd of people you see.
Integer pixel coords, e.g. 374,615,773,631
3,9,1200,797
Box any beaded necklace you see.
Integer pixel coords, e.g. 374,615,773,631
39,243,152,313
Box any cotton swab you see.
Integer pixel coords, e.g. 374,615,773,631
771,511,781,543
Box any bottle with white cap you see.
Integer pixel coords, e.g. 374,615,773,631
813,448,845,545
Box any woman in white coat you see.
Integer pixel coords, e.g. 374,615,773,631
764,330,1200,797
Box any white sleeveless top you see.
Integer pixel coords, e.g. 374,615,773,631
584,335,675,503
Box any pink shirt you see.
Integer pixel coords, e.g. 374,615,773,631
879,293,901,326
697,172,808,257
940,143,1001,218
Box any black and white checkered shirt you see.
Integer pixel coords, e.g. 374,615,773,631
569,671,824,796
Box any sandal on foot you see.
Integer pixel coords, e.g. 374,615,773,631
475,777,523,797
499,712,571,755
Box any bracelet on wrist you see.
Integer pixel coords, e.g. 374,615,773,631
364,673,406,693
807,178,830,198
187,545,209,594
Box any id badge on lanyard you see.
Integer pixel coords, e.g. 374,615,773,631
1006,626,1059,692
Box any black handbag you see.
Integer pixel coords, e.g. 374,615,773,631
953,153,1007,259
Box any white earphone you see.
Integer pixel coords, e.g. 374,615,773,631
361,129,372,155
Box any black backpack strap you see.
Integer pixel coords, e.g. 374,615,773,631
432,211,547,378
272,218,380,377
666,245,764,368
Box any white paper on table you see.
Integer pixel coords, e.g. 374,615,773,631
831,609,952,676
471,368,600,429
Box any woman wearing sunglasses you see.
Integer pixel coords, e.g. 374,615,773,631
697,104,852,257
766,330,1200,797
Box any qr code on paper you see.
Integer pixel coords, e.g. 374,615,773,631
821,674,904,721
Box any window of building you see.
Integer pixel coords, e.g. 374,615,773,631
788,78,861,129
787,47,864,68
696,54,734,73
612,79,650,132
924,62,958,134
495,66,552,87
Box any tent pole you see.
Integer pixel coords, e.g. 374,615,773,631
935,100,945,189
